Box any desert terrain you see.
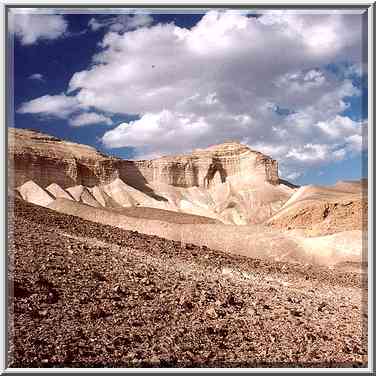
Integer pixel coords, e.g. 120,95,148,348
8,128,368,367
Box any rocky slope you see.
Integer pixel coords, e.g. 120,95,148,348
8,198,368,368
267,182,368,236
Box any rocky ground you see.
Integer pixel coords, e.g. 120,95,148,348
8,198,368,368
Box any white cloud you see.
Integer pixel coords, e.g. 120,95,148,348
344,119,368,153
316,115,361,140
17,94,80,118
19,10,367,174
102,110,212,152
286,144,340,163
69,112,113,127
28,73,44,81
344,62,367,78
88,14,152,33
9,13,68,45
284,171,303,181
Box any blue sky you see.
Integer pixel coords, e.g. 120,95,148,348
12,12,205,159
10,9,368,185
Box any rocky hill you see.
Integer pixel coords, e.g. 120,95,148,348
9,128,279,189
9,128,118,188
134,142,279,188
9,127,291,225
267,182,367,236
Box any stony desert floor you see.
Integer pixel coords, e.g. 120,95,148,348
8,198,368,368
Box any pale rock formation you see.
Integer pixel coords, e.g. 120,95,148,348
9,128,293,224
101,178,139,207
46,183,74,201
66,185,101,208
9,128,279,190
17,180,54,207
9,128,120,188
88,186,120,208
267,183,366,236
66,185,85,201
134,141,279,188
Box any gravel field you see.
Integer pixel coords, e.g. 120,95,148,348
8,198,368,368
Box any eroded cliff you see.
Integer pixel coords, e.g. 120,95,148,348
9,128,279,189
9,128,120,188
134,142,279,188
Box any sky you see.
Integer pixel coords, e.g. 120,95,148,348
9,8,368,185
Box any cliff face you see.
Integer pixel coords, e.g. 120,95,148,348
9,128,279,189
134,142,279,188
9,128,120,188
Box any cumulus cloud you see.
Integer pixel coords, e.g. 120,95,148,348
9,13,68,45
69,112,113,127
102,110,213,152
88,13,152,33
28,73,44,81
17,94,80,118
19,10,367,178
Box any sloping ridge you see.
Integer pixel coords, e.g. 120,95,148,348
47,198,363,266
46,183,74,201
267,182,367,236
66,185,102,207
88,186,121,208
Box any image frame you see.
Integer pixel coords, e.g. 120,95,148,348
1,1,374,374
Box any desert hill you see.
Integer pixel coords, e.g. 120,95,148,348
9,127,367,267
9,128,279,188
267,182,367,236
8,128,368,367
45,198,363,267
10,127,295,225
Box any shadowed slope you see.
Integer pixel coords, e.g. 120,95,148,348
112,206,219,225
66,185,102,208
46,183,74,201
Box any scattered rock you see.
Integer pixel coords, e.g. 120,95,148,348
9,197,367,368
205,307,218,319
